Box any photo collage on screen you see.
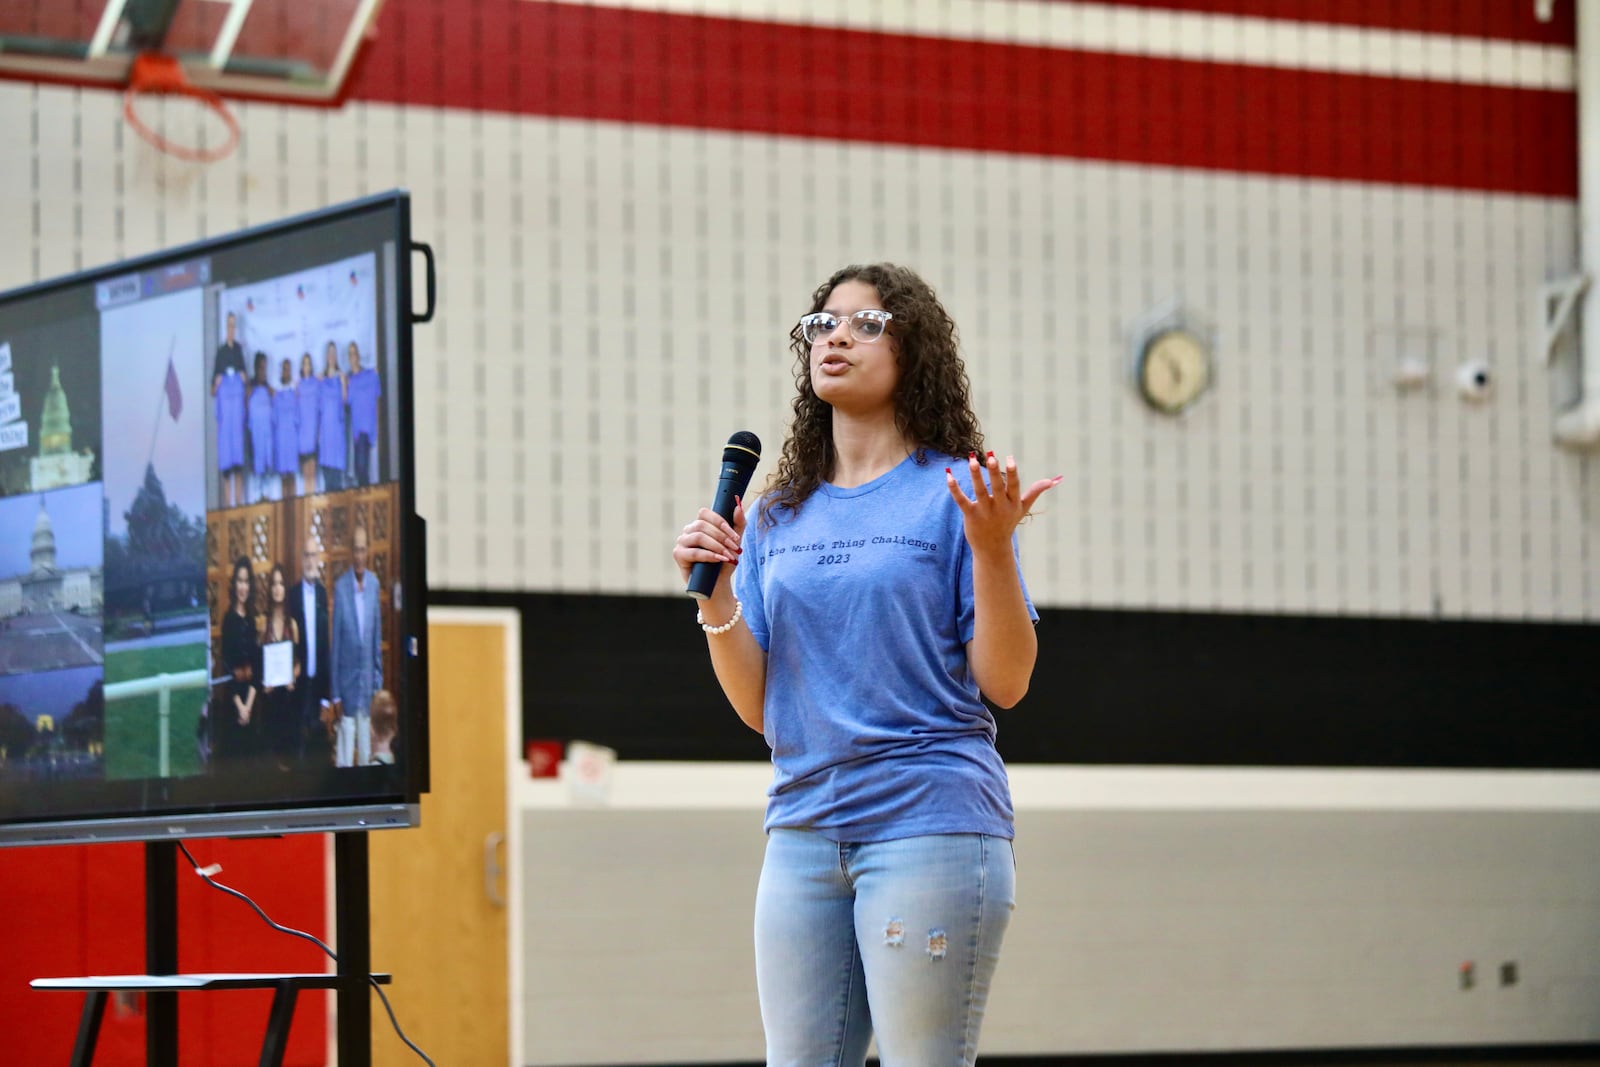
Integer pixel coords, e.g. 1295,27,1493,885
0,233,406,792
0,291,106,786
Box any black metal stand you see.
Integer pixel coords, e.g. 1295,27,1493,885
335,830,372,1067
69,989,108,1065
33,831,381,1066
144,840,178,1066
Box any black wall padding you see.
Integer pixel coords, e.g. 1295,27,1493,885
430,591,1598,770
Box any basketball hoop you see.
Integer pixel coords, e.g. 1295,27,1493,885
122,52,240,164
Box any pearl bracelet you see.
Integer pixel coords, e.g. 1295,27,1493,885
697,598,743,636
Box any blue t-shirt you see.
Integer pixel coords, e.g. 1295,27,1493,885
735,451,1035,842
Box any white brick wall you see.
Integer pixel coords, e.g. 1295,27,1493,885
1,83,1594,617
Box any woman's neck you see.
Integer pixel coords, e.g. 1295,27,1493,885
829,412,913,489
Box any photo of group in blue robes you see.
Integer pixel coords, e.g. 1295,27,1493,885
208,253,395,510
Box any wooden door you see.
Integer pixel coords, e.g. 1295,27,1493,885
367,611,512,1067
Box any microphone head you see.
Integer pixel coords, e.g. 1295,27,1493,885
722,431,762,468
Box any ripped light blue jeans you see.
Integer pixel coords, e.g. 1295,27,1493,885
753,829,1016,1067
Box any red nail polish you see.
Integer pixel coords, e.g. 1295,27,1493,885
986,451,995,459
968,452,976,460
945,468,952,475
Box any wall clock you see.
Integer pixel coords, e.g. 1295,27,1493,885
1134,326,1213,415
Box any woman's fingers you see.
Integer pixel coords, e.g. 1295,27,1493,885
967,451,993,500
693,507,743,555
944,466,970,508
950,450,1063,525
1018,475,1064,517
672,507,744,580
950,452,1004,505
956,451,1030,503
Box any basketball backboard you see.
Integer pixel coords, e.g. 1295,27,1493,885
0,0,384,104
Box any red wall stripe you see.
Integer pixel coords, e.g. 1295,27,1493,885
349,0,1576,198
1038,0,1575,47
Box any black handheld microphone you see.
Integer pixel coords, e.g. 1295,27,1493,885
686,430,762,600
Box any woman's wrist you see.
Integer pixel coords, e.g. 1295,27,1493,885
696,598,743,635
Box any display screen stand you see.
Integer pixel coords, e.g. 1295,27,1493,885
31,834,388,1067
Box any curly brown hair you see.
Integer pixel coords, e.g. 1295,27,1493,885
758,263,984,528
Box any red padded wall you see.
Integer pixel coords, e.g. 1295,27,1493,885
0,836,328,1067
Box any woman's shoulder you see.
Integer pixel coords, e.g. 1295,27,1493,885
916,447,972,469
745,491,779,532
884,449,965,495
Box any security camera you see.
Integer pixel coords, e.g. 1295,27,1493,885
1455,361,1492,402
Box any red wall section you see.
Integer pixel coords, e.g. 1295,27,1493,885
2,844,98,1062
1,836,328,1067
345,0,1576,198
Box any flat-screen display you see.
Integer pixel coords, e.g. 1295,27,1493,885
0,192,428,845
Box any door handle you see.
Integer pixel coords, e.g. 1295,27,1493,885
484,831,505,907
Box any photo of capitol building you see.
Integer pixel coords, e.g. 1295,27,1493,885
0,495,101,616
29,363,95,492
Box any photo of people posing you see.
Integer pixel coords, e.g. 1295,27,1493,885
208,253,398,510
201,481,402,774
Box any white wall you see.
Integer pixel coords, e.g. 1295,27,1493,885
515,767,1600,1064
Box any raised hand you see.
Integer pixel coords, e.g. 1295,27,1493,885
945,451,1061,556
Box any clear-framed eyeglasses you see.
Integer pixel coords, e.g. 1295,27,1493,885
798,309,894,345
